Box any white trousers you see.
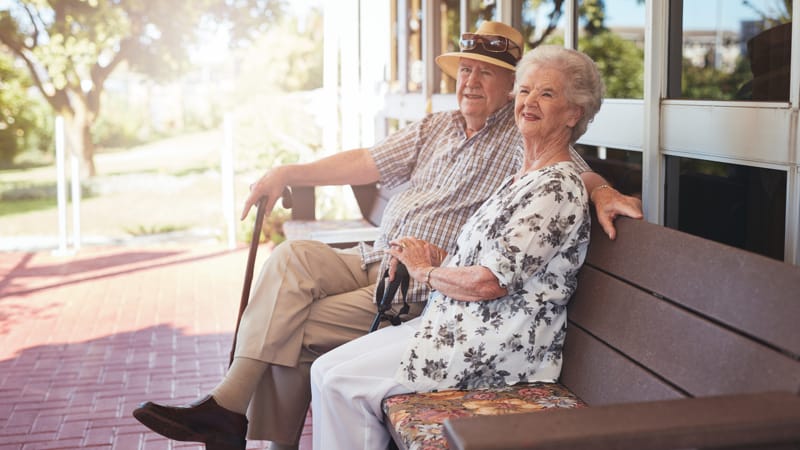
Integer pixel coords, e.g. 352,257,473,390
310,317,420,450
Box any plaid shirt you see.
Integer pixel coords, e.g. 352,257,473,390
360,102,590,304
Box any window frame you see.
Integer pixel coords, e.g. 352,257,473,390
325,0,800,264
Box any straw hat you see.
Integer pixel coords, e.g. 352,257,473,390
436,21,524,79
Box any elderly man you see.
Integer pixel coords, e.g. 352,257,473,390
133,21,642,450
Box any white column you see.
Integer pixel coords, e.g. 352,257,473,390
786,165,799,264
786,0,800,264
54,116,69,254
339,0,361,150
221,114,237,249
70,151,81,250
642,0,669,224
323,0,341,154
564,0,578,49
359,0,391,146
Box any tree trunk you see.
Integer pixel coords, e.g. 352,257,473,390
81,118,97,177
62,99,97,177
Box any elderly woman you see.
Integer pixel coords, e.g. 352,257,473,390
309,45,604,449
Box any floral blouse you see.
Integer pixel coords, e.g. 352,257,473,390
395,161,590,392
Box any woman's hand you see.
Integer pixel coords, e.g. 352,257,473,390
386,237,442,283
591,186,643,240
387,237,504,301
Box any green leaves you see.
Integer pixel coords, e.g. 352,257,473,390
0,0,284,172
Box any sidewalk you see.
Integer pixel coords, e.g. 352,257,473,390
0,243,312,450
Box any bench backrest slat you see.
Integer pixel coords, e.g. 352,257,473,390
350,182,408,227
562,216,800,405
584,218,800,358
569,266,800,398
560,327,684,405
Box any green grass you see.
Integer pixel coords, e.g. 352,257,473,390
124,224,190,236
0,197,55,217
0,179,95,218
0,92,354,244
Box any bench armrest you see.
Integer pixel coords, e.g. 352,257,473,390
443,391,800,450
288,186,316,221
283,185,381,247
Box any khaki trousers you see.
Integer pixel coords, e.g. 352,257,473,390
233,240,423,444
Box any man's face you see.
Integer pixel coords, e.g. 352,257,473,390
456,58,515,126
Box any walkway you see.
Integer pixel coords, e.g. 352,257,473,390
0,243,312,450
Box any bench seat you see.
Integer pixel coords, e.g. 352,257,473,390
383,382,585,450
283,183,402,247
283,218,380,245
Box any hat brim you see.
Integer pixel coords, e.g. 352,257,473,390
435,52,517,79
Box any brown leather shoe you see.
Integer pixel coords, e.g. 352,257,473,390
133,395,247,450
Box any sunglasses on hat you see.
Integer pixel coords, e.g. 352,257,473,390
459,33,522,59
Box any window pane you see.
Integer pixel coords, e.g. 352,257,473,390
575,144,642,198
407,0,423,93
664,156,786,260
439,0,460,94
438,0,494,92
672,0,791,101
521,0,566,48
578,0,645,99
465,0,498,31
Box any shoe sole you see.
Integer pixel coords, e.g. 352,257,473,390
133,408,245,450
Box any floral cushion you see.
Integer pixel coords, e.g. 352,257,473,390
382,382,586,450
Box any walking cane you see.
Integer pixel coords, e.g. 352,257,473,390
229,189,292,367
369,263,410,333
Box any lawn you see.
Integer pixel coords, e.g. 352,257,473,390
1,130,241,245
0,91,365,251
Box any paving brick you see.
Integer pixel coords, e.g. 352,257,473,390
22,438,84,449
109,433,142,449
0,244,300,449
57,420,89,440
30,415,62,434
81,424,115,446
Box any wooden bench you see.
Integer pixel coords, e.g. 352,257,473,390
280,184,800,449
381,214,800,450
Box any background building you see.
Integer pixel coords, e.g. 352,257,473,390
321,0,798,265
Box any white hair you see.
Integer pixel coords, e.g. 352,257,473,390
514,45,605,143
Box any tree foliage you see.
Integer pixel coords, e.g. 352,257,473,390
744,0,791,26
0,51,52,165
580,31,644,99
235,7,323,96
0,0,284,175
682,56,753,100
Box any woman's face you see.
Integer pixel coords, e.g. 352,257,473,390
514,64,582,141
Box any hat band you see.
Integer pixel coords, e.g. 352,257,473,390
462,46,518,67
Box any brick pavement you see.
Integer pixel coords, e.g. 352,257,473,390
0,244,312,450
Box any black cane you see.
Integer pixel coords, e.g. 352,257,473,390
369,263,410,332
229,188,292,367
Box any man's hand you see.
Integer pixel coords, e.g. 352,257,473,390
241,169,287,220
591,186,643,240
